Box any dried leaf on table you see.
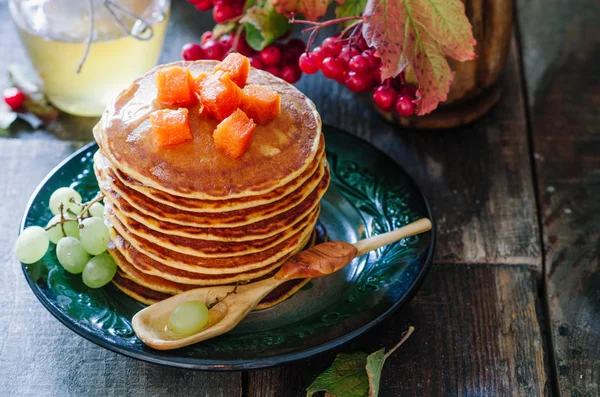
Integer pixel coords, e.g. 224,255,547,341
306,326,415,397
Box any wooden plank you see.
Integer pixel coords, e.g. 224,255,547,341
248,264,550,397
516,0,600,395
0,140,242,397
296,34,540,267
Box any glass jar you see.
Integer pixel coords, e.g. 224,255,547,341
9,0,170,117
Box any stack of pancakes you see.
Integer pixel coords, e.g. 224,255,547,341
93,61,329,309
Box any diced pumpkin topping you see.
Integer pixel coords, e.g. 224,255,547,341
240,85,281,124
155,66,195,106
150,108,193,147
192,72,208,94
213,109,256,159
197,72,243,121
214,53,250,88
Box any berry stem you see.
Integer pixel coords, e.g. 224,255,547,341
290,14,363,50
228,24,244,56
289,15,362,28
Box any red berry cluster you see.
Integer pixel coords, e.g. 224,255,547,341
248,38,306,84
300,33,418,117
182,31,255,63
187,0,244,23
182,33,307,84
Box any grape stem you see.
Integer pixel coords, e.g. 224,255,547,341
45,193,106,232
77,194,106,227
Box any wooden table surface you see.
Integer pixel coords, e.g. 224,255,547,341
0,1,598,396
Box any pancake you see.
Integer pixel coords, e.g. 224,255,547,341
102,168,329,241
94,150,327,228
109,135,326,213
111,230,319,309
105,201,317,258
108,207,319,277
94,61,321,199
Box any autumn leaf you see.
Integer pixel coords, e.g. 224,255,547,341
242,0,290,50
271,0,332,21
362,0,476,115
306,327,415,397
335,0,367,26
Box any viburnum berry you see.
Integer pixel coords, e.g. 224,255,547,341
249,55,264,70
322,36,342,56
213,4,235,23
310,46,326,61
265,66,281,78
338,46,360,64
361,49,381,70
345,71,373,92
372,85,397,111
356,36,369,51
321,57,344,81
232,1,243,16
202,39,223,60
3,87,25,110
218,34,235,51
348,55,369,73
281,50,299,65
190,0,212,11
298,52,321,74
201,31,213,46
280,64,302,83
181,43,204,61
260,45,281,67
287,38,306,57
398,84,417,99
395,95,416,116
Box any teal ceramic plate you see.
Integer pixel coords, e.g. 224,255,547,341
20,126,435,370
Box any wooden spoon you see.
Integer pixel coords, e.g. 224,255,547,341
132,218,432,350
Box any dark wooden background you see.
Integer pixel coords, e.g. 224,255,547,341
0,0,598,396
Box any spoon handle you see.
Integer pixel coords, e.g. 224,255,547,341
352,218,432,256
275,218,432,281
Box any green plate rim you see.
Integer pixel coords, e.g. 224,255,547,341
19,128,436,370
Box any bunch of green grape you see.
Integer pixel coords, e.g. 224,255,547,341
15,187,117,289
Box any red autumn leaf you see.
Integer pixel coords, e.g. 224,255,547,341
362,0,476,115
271,0,332,21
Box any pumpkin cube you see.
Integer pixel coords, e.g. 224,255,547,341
155,66,195,106
150,108,193,147
240,85,281,124
192,72,208,94
197,72,243,121
213,109,256,158
214,53,250,87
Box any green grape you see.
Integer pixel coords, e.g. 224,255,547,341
15,226,49,264
167,300,210,336
79,216,110,255
46,214,80,243
82,253,117,288
56,237,90,274
49,187,82,216
88,202,105,218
